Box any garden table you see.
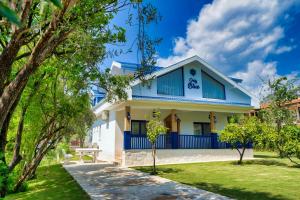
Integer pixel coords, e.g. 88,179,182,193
75,148,101,163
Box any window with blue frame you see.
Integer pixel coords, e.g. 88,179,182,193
157,68,184,96
131,120,147,135
202,71,225,100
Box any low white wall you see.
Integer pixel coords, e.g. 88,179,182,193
122,149,253,167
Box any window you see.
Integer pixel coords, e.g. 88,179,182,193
131,120,147,135
193,122,211,135
202,71,225,100
157,68,184,96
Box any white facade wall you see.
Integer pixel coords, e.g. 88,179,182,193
122,149,254,167
132,62,251,105
130,108,233,134
91,111,117,162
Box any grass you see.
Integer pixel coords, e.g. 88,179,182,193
135,151,300,200
70,154,93,162
69,149,94,162
4,164,90,200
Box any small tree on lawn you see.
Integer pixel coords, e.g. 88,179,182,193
261,77,300,157
278,125,300,166
146,111,167,174
220,117,262,164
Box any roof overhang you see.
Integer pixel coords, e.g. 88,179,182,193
127,99,253,113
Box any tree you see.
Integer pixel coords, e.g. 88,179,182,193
0,0,133,197
220,117,263,164
279,125,300,166
146,111,167,174
69,111,95,148
261,77,300,156
12,64,95,191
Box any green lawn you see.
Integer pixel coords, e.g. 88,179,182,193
135,151,300,200
5,164,90,200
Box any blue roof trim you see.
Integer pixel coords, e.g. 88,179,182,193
132,95,251,107
117,61,163,73
93,92,105,97
229,77,243,84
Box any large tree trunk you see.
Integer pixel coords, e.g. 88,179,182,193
0,0,33,95
0,94,22,197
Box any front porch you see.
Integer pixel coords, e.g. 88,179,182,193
122,106,252,150
120,106,253,166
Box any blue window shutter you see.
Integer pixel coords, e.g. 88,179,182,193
202,71,225,100
157,68,184,96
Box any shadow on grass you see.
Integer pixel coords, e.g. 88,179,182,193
134,167,183,175
254,154,279,159
242,159,288,167
186,181,287,200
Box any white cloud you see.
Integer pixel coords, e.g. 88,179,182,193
158,0,297,73
173,37,189,55
157,0,299,97
232,60,299,99
274,45,295,54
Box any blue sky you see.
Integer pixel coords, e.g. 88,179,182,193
103,0,300,96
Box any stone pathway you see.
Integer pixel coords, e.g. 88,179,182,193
63,163,230,200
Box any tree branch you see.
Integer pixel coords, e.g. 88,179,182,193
8,73,45,172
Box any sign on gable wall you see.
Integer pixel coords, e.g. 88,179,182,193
188,68,200,89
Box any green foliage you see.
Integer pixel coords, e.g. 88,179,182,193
263,77,300,130
146,111,167,144
146,111,167,174
0,0,62,26
220,117,264,164
261,77,300,158
98,68,133,102
0,1,20,26
0,152,8,194
48,0,63,8
227,114,240,123
279,125,300,165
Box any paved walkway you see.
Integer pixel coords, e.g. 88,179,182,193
63,163,230,200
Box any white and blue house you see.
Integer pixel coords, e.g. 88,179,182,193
91,56,257,166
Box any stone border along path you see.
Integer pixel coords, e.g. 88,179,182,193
63,163,230,200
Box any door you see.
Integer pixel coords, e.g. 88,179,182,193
164,114,180,148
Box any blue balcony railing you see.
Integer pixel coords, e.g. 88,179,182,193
123,131,253,150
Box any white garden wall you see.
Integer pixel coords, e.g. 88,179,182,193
122,149,253,167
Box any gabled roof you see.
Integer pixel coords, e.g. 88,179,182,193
131,55,256,100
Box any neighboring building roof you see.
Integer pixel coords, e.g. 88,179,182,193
260,97,300,109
